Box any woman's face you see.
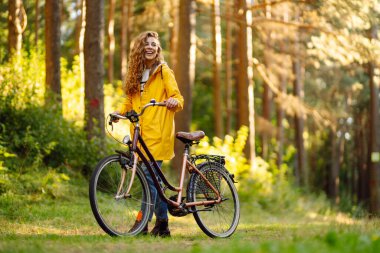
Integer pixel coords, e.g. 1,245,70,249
144,36,159,64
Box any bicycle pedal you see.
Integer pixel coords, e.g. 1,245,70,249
168,195,189,217
168,206,189,217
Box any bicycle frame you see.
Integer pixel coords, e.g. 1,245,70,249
119,121,222,209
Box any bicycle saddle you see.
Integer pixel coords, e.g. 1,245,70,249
176,131,205,144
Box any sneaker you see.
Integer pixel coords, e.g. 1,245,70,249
150,218,171,237
128,210,148,235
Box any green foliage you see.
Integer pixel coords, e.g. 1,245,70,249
1,169,71,199
0,49,45,108
0,3,7,62
192,73,214,135
61,55,126,128
0,141,16,194
61,55,85,126
194,126,335,216
0,102,103,170
196,126,251,180
0,50,110,197
195,126,308,212
40,170,71,198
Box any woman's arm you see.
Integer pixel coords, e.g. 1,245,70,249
119,95,133,115
163,65,184,112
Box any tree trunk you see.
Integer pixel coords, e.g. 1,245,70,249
212,0,223,138
74,0,81,55
169,0,179,67
246,0,256,166
45,0,62,107
292,56,306,186
329,130,340,204
35,0,39,46
126,0,134,59
172,0,196,172
8,0,26,57
262,81,271,159
121,0,128,80
236,0,249,131
353,116,361,205
59,0,66,28
79,0,86,84
84,0,105,139
121,0,134,80
351,130,358,205
261,0,272,160
276,3,289,169
236,0,255,164
276,61,286,168
357,113,370,207
225,0,233,134
107,0,115,84
368,25,380,215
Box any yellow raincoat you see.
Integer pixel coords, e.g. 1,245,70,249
119,63,184,160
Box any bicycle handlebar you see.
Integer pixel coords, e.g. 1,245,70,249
109,99,166,122
137,100,166,117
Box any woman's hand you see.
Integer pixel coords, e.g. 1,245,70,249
165,97,178,110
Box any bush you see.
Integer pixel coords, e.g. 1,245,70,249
0,141,15,194
0,50,113,197
195,126,280,199
196,127,268,199
0,102,109,196
194,126,331,215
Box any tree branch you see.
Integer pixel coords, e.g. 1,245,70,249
253,58,335,129
252,17,337,35
251,0,312,11
195,8,338,36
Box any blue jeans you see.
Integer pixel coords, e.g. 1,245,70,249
140,161,168,221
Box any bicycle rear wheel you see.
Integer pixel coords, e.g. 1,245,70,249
187,163,240,238
89,154,151,236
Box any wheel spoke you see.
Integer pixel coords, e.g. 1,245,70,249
189,164,240,238
89,155,151,236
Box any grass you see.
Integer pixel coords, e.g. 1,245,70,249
0,177,380,253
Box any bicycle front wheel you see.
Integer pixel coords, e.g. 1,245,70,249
187,163,240,238
89,154,151,236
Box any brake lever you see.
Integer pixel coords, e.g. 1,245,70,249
109,116,115,131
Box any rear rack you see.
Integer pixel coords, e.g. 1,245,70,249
190,154,225,166
190,154,237,183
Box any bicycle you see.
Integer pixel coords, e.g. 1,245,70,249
89,99,240,238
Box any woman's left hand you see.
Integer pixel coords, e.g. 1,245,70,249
165,97,178,109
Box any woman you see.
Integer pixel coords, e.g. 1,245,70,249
116,31,184,237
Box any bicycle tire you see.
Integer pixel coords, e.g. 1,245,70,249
187,162,240,238
89,154,151,236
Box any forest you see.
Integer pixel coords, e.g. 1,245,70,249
0,0,380,252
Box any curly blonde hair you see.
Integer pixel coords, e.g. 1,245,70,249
124,31,164,96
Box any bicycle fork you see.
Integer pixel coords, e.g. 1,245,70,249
114,153,138,200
